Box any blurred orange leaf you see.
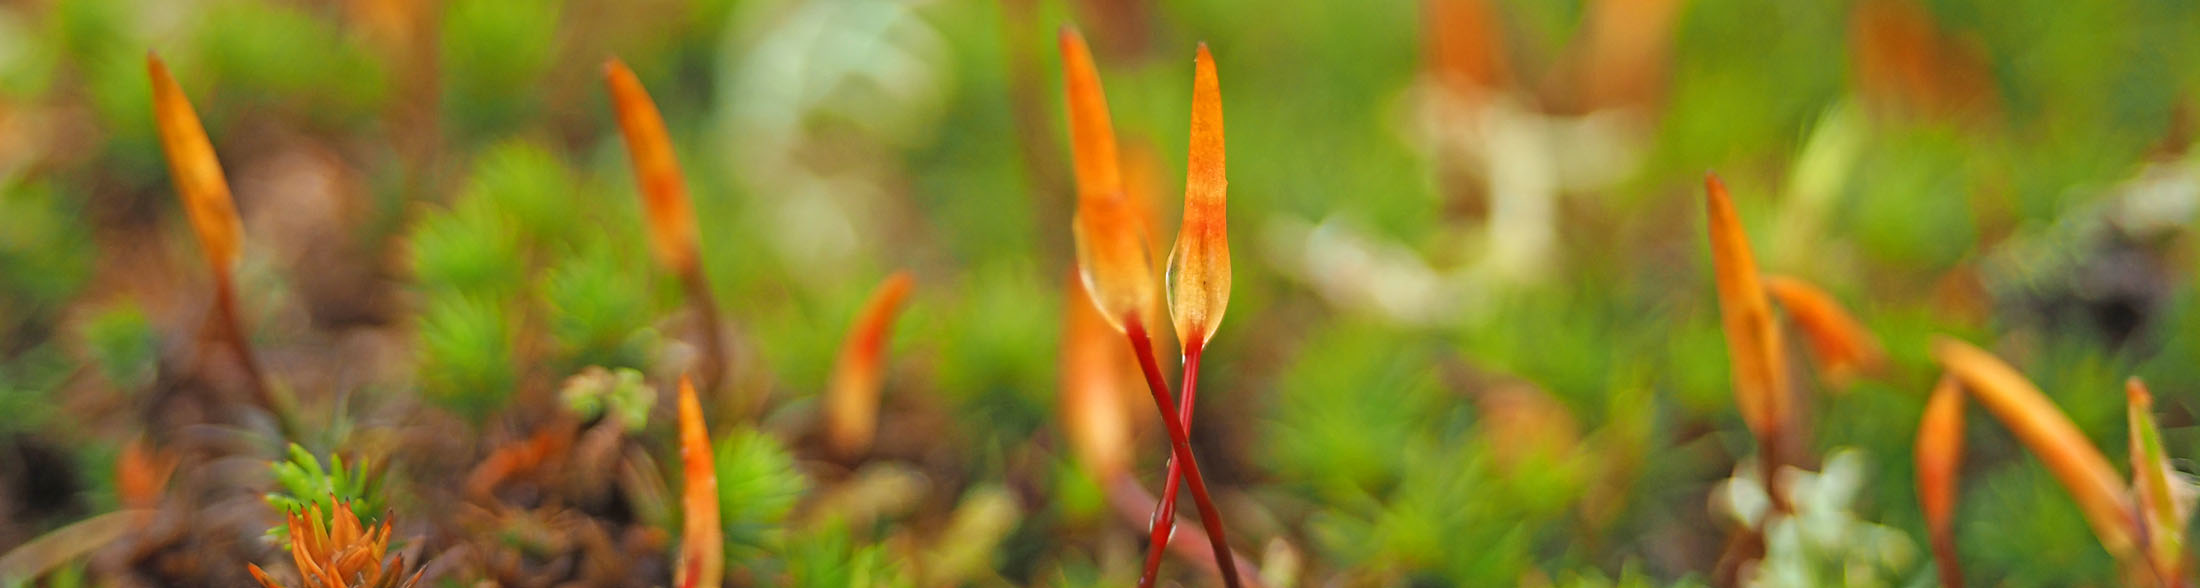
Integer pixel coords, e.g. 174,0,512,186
148,54,243,279
1849,0,2000,121
674,376,723,588
1421,0,1509,101
1704,174,1790,442
826,271,916,458
1764,274,1885,386
115,437,175,516
1916,375,1964,588
604,59,702,277
1932,337,2134,558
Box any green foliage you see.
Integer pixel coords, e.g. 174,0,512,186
440,0,562,138
1960,464,2117,585
1847,128,1978,270
716,427,809,563
929,264,1057,452
265,443,388,545
409,197,524,300
0,180,94,335
192,0,388,125
782,521,912,588
465,141,582,243
1552,565,1708,588
77,302,156,391
1266,321,1446,499
540,241,655,372
1048,457,1107,525
415,294,515,424
0,343,66,436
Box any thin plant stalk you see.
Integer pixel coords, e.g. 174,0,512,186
148,53,297,435
1140,340,1203,587
1123,318,1240,588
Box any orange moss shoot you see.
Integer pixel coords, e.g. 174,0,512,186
1915,376,1964,588
674,376,723,588
825,272,917,458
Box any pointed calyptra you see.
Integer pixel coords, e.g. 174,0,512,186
1166,44,1229,351
1915,376,1964,588
1061,27,1159,332
1932,338,2134,558
825,272,916,459
1764,275,1884,384
674,376,724,588
149,54,244,282
1704,175,1791,442
604,59,702,277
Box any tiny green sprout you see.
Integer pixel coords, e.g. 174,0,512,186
558,367,653,430
264,443,387,547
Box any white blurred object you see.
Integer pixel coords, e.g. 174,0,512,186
1413,86,1651,287
1711,449,1919,588
1263,216,1463,326
715,0,950,285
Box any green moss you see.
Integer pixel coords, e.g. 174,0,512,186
77,302,156,391
415,294,515,424
716,427,808,562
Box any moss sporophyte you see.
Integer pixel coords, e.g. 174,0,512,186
1060,26,1247,588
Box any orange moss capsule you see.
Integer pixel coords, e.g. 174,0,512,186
1704,174,1790,441
1166,44,1230,350
148,54,243,279
1764,274,1885,384
604,59,702,277
825,272,917,458
1061,27,1159,333
674,376,723,588
1915,375,1964,588
1932,338,2133,557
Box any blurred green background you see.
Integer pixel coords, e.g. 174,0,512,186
1,0,2199,585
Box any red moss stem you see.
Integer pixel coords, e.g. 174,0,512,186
1140,340,1204,587
1123,319,1239,588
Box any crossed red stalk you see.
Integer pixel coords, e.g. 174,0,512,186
1120,318,1239,588
1139,336,1204,586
